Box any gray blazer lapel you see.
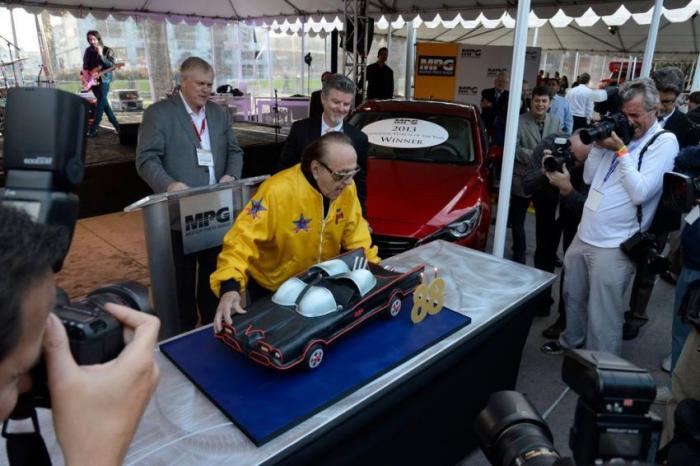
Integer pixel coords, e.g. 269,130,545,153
545,114,560,134
170,94,201,148
525,116,540,144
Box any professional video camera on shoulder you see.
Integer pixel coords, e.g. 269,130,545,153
579,112,633,146
475,350,661,466
0,88,151,410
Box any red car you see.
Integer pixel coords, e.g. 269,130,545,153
349,100,491,257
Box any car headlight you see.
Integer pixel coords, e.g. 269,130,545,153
445,205,482,239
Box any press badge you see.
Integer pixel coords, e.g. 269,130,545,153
196,149,214,167
686,205,700,225
584,189,604,212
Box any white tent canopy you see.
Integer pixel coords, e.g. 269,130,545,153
7,0,695,24
381,8,700,55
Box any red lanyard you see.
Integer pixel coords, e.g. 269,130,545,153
192,118,206,142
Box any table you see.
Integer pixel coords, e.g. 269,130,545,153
210,94,252,121
4,240,554,465
254,96,309,125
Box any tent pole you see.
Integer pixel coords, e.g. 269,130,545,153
641,0,663,78
542,51,548,73
387,23,392,52
692,53,700,91
573,51,580,79
626,55,632,81
404,20,416,99
532,26,539,47
301,19,306,95
492,0,531,258
9,9,20,85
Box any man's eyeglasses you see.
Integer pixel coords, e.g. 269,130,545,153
317,160,361,182
660,99,676,104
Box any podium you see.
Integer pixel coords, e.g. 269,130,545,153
125,176,267,339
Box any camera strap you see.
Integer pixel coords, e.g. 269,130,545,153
633,130,671,231
2,407,51,466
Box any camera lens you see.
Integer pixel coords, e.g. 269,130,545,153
476,391,560,466
543,156,562,173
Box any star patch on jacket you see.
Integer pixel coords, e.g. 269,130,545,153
246,199,266,219
292,214,311,233
334,208,344,225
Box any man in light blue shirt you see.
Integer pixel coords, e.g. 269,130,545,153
548,78,573,134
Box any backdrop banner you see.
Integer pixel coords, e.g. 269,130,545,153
414,43,541,106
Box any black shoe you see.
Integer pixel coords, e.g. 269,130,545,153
541,341,564,355
542,321,565,339
554,255,563,268
623,321,644,340
659,271,677,285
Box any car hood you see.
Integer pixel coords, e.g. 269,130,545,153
366,159,485,237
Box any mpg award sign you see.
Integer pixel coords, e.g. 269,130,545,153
179,189,233,254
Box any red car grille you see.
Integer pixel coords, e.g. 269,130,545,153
372,235,417,258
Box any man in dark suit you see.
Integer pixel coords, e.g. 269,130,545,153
276,73,369,212
654,67,695,149
136,56,244,332
481,72,509,140
309,71,331,119
687,91,700,125
366,47,394,100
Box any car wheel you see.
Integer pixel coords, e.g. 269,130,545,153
305,344,324,370
387,294,403,318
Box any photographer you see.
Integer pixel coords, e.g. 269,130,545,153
550,78,678,356
510,85,561,266
624,68,693,341
0,205,160,464
659,187,700,461
521,130,592,342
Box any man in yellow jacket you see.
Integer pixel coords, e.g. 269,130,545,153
211,132,379,332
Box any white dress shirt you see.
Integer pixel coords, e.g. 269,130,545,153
321,116,343,135
180,91,215,185
566,84,595,119
578,121,678,247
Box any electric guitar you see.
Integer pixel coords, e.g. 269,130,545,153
80,63,124,91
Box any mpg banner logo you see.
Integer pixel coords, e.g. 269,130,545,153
417,56,456,76
461,48,482,58
179,189,234,254
457,86,479,96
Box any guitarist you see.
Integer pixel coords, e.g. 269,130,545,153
82,30,120,137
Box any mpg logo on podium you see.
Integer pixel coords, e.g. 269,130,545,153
179,190,233,254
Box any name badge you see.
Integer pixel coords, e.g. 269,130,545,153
685,205,700,225
584,189,604,212
196,149,214,167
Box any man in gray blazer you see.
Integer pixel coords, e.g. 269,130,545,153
510,85,561,268
136,56,244,331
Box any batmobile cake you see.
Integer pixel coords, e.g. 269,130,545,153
216,249,424,370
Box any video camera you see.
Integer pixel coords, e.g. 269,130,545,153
0,88,151,409
543,137,574,173
579,113,633,146
476,350,661,466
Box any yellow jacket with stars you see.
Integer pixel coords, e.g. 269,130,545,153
210,164,379,296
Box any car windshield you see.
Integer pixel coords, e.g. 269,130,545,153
349,111,475,164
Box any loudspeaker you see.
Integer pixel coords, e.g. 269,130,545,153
119,122,140,146
343,17,374,55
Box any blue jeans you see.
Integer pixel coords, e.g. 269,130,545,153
671,266,700,372
90,82,118,132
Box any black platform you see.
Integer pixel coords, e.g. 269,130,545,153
0,120,285,218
